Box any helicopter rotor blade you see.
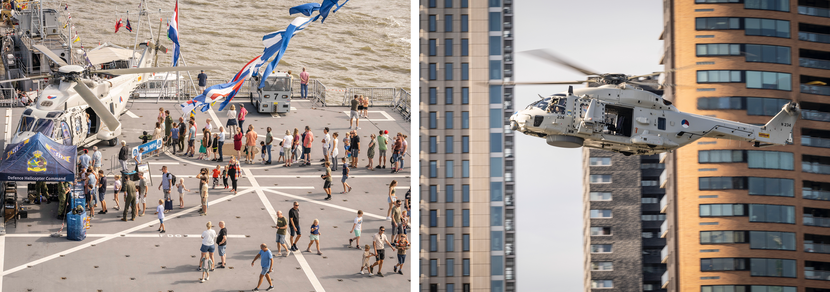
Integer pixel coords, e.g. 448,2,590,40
73,80,121,132
523,49,601,76
96,66,222,75
0,75,51,84
484,80,588,86
33,44,68,67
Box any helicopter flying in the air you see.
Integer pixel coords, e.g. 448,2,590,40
3,43,216,148
507,50,800,156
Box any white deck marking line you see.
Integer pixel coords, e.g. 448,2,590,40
1,188,255,277
125,110,140,118
290,107,297,111
243,168,326,292
261,189,386,220
341,110,395,122
271,113,281,119
5,234,247,238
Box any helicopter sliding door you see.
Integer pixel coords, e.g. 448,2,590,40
84,108,99,136
605,105,633,137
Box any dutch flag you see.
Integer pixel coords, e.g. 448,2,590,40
167,0,180,67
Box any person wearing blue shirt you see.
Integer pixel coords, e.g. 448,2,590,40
251,243,274,291
171,122,180,154
91,146,102,174
78,149,91,176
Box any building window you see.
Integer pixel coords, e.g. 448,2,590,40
461,0,468,7
748,177,794,197
462,185,469,202
700,230,748,244
489,12,501,31
591,244,613,253
461,111,469,129
462,160,469,178
491,206,503,226
446,111,454,129
446,160,454,178
749,231,796,250
461,63,469,80
461,14,468,32
491,231,503,251
696,96,790,116
642,197,659,203
591,280,613,288
490,108,502,128
461,39,469,56
589,174,612,183
430,234,438,251
489,0,500,7
428,39,437,56
429,185,438,202
750,258,797,277
445,14,453,32
699,150,744,163
446,209,454,227
430,284,437,292
429,0,436,8
445,88,453,104
462,136,469,153
490,60,502,80
701,286,796,292
446,234,455,252
701,258,748,271
696,17,741,30
445,0,452,8
697,70,743,83
429,160,437,178
700,204,746,217
461,87,469,104
430,259,438,276
492,281,504,292
445,63,454,80
428,87,437,105
590,192,612,201
429,63,437,80
590,209,612,218
699,177,746,190
748,204,795,224
590,227,612,236
428,15,437,32
490,157,502,177
463,259,470,276
490,36,502,55
447,284,455,292
430,210,438,227
491,255,503,275
745,44,791,64
446,258,455,276
696,43,741,56
589,157,612,166
491,133,502,152
642,180,659,187
446,184,455,202
443,39,454,57
641,214,666,221
462,209,470,227
746,71,791,90
446,135,454,153
491,182,503,201
745,18,790,38
462,234,470,251
429,136,437,153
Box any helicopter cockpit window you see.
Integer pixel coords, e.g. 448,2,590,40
533,97,551,110
17,116,35,133
33,119,55,136
548,98,567,114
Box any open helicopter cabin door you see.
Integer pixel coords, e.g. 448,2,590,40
604,105,633,137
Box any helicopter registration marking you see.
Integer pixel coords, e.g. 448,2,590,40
759,133,770,138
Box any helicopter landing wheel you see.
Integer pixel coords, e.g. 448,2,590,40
108,137,118,147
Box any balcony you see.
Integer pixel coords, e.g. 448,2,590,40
800,31,830,44
660,195,668,213
503,22,512,29
804,161,830,175
661,270,669,289
803,135,830,149
805,215,830,228
802,84,830,96
804,109,830,122
806,242,830,254
801,57,830,70
660,220,668,238
805,190,830,201
800,5,830,18
659,169,668,189
806,269,830,280
661,245,669,264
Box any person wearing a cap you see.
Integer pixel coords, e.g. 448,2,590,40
197,70,208,94
78,149,91,179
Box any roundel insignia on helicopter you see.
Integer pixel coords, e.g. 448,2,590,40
681,120,690,128
47,95,57,99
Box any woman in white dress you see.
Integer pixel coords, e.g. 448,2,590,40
330,132,340,171
225,105,238,136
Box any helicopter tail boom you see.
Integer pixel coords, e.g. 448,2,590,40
757,102,799,146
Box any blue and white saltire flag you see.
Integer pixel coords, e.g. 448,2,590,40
218,55,261,111
316,0,350,23
289,3,321,16
259,17,313,89
167,0,180,67
180,55,261,113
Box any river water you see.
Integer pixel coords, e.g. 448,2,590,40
62,0,410,89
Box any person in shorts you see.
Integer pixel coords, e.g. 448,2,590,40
154,199,166,233
200,221,217,272
289,202,301,251
349,210,363,249
322,162,332,200
251,244,274,291
216,221,228,268
393,234,409,275
137,171,148,216
275,210,289,256
369,226,394,277
349,95,360,129
340,157,351,194
97,170,108,214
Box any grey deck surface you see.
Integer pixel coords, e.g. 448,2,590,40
0,99,412,292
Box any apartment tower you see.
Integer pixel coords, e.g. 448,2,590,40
661,0,830,291
420,0,516,291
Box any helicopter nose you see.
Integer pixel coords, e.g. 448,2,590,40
510,119,519,131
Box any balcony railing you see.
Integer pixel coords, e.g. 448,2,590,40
660,220,668,238
802,58,830,71
804,190,830,201
661,245,669,263
803,135,830,149
806,269,830,280
802,84,830,96
800,31,830,44
805,216,830,227
806,242,830,254
803,109,830,122
659,169,668,189
804,162,830,175
799,6,830,18
660,195,668,214
661,270,669,288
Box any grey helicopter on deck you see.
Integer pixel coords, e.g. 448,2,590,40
506,50,799,156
